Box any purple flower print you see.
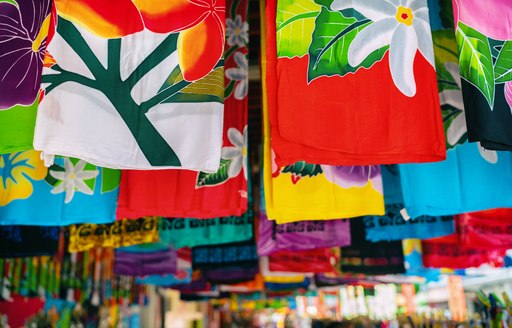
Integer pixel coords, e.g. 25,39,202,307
0,0,52,109
321,165,381,189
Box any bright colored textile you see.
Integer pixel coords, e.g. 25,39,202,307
452,0,512,150
116,0,249,217
68,217,159,253
399,142,512,218
456,209,512,251
0,151,119,225
260,0,385,223
192,241,258,270
268,248,334,274
33,0,226,170
114,247,177,276
265,0,445,166
257,214,351,256
363,204,455,242
159,214,253,249
0,0,52,154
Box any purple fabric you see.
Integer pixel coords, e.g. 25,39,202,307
202,266,259,284
0,0,51,109
114,248,177,276
257,216,351,256
172,276,209,293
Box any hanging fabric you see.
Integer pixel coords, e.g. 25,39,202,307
398,0,512,218
192,241,258,271
33,0,226,170
265,0,445,166
0,0,52,154
116,0,249,217
114,247,177,276
0,226,59,258
268,248,335,274
0,151,119,225
456,208,512,251
68,217,159,253
260,0,385,223
452,0,512,150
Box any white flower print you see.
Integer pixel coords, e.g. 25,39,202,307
49,158,99,203
331,0,435,97
226,15,249,47
225,52,248,100
441,61,497,163
221,126,248,180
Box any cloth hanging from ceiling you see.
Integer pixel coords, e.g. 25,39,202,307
0,225,59,258
116,0,249,218
257,213,351,256
265,0,445,167
456,208,512,251
68,217,159,253
398,1,512,218
159,213,253,249
268,248,335,274
340,218,406,275
0,0,51,154
451,0,512,150
114,247,177,276
0,151,119,226
191,240,259,271
260,0,385,223
33,0,226,170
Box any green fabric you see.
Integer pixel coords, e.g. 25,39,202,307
0,99,37,154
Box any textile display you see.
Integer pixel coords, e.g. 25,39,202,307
0,225,59,258
68,217,159,253
402,239,442,281
0,294,45,328
456,209,512,251
0,151,120,225
192,241,258,270
268,248,334,274
159,214,253,249
363,204,455,242
259,257,312,283
257,214,351,256
451,0,512,150
398,0,512,218
114,247,177,276
265,0,445,166
0,0,51,154
33,0,226,170
422,234,505,269
202,266,259,284
265,278,311,292
381,165,404,205
116,0,249,218
136,252,193,286
260,0,385,223
340,219,405,275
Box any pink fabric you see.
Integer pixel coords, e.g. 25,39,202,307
453,0,512,40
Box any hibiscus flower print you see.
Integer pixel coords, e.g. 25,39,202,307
0,151,48,206
331,0,435,97
0,0,52,109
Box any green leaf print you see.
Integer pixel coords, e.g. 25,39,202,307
494,41,512,83
196,158,232,188
455,22,495,108
433,30,460,93
307,7,387,82
276,0,321,58
160,67,225,104
282,162,323,178
101,168,120,193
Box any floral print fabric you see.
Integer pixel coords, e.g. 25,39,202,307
0,151,120,225
266,0,445,167
116,0,249,219
33,0,226,170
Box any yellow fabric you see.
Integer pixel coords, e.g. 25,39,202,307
68,217,159,253
260,1,384,223
263,275,307,284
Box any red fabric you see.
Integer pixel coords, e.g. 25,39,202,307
268,248,334,273
0,294,45,328
422,234,505,269
456,208,512,251
116,0,248,219
266,0,446,166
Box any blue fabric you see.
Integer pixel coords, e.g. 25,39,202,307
398,143,512,218
381,165,404,205
135,269,192,286
363,204,455,242
0,154,119,226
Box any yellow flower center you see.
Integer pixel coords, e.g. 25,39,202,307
69,173,76,180
395,6,413,26
32,14,51,52
234,27,241,36
242,146,247,158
